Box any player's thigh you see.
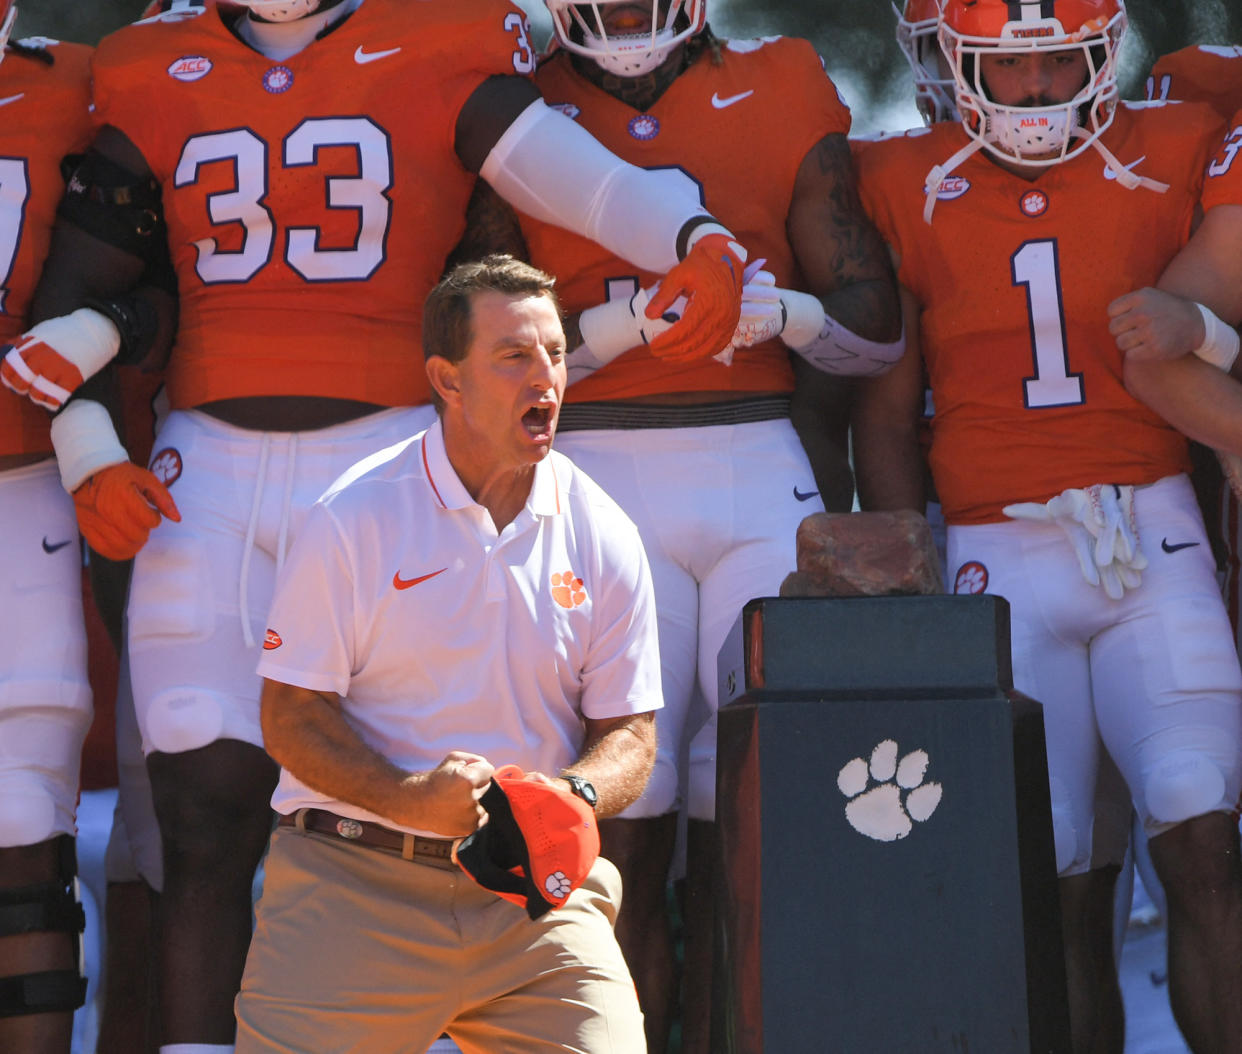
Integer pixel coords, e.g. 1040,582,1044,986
1091,478,1242,837
0,461,91,847
948,521,1101,875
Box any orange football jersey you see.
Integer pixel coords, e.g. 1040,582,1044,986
858,103,1225,525
521,36,850,402
0,43,94,458
92,0,536,410
1147,45,1242,121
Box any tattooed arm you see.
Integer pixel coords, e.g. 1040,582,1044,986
443,178,530,272
786,133,901,343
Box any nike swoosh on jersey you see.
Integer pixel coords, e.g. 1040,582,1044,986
793,486,820,502
393,567,447,590
1103,156,1147,180
711,89,754,110
1160,538,1200,553
355,45,402,65
0,93,25,109
42,537,72,554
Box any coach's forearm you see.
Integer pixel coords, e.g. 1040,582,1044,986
563,711,657,819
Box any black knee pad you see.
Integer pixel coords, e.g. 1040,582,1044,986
0,836,87,1017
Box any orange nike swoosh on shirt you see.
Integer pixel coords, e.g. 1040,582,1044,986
393,568,447,590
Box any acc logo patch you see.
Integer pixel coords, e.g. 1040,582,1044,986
627,113,660,141
1019,189,1049,217
167,55,212,81
262,65,294,94
263,628,283,651
934,175,971,200
149,448,183,486
953,560,988,595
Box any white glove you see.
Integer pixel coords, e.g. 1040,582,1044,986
723,265,783,358
1003,484,1147,600
1,308,121,410
572,284,683,384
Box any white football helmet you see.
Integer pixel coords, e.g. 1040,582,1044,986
546,0,707,78
939,0,1126,166
894,0,957,125
232,0,322,22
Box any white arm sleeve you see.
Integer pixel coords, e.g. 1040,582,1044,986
480,99,711,274
780,288,907,377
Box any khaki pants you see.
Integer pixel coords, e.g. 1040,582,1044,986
235,826,645,1053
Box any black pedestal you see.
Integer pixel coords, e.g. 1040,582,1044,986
714,596,1070,1054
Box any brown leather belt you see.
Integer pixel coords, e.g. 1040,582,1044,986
278,808,457,868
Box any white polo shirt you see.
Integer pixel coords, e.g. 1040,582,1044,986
257,420,663,831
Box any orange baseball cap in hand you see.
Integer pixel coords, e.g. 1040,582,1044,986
452,764,600,920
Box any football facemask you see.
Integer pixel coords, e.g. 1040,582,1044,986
939,0,1126,166
894,0,958,125
546,0,707,78
0,2,16,65
232,0,322,22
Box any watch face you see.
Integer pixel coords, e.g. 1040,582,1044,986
565,776,598,807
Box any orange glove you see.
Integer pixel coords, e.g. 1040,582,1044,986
73,462,181,561
0,309,121,410
645,232,745,363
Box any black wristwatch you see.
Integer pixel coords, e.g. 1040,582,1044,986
560,774,598,811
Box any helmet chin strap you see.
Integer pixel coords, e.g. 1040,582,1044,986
922,125,1168,225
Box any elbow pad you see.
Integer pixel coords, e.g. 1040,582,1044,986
782,289,906,377
480,99,710,274
58,149,165,261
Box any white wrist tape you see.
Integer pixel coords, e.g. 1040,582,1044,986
49,399,128,493
781,290,907,377
571,287,676,384
481,99,710,274
1191,302,1241,372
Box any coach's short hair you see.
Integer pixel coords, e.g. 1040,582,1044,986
423,254,560,370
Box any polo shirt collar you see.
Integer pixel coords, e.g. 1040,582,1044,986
420,418,562,517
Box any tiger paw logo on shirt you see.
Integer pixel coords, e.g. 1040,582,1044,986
551,570,587,609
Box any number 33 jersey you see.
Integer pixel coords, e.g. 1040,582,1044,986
92,0,536,411
857,102,1226,526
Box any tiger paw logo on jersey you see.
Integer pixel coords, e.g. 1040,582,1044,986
1019,189,1050,217
262,66,294,94
551,570,587,609
627,114,660,140
149,447,183,486
953,560,988,595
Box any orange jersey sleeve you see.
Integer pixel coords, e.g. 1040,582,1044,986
1147,45,1242,121
858,103,1225,525
0,42,95,458
522,36,850,403
91,0,535,411
1200,108,1242,212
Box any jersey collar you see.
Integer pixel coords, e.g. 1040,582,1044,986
420,419,562,518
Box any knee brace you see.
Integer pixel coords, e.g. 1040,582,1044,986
1144,750,1228,826
0,835,87,1018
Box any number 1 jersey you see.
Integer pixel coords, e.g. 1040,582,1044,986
857,102,1224,525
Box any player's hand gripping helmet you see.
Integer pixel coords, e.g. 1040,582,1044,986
938,0,1125,166
895,0,958,125
546,0,707,78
